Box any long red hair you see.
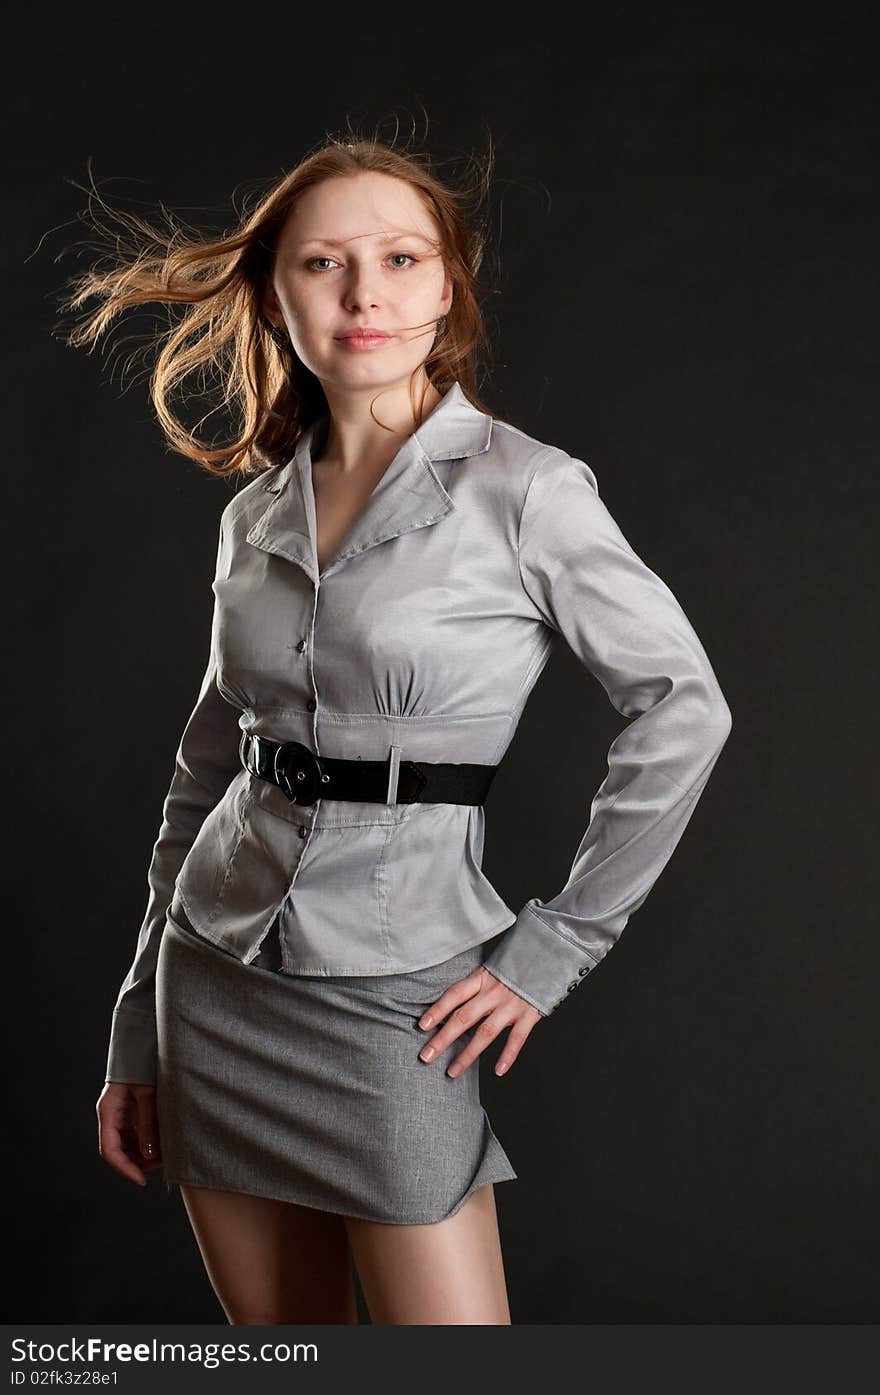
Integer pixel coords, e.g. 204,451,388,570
56,132,514,481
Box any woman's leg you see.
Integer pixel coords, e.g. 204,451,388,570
342,1182,511,1325
177,1184,359,1324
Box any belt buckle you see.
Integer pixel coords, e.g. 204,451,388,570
240,730,270,778
273,740,323,804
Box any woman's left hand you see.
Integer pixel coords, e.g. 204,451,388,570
416,966,543,1078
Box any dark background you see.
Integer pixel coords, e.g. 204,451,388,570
7,3,878,1323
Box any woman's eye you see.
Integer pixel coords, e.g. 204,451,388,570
305,253,418,271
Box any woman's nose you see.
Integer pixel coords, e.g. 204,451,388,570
344,270,382,310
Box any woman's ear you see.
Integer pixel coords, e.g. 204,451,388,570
441,275,454,318
263,284,283,328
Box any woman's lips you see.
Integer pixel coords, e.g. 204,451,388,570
335,332,393,350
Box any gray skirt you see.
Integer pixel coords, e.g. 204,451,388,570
154,903,518,1225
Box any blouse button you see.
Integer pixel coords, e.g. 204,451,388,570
296,638,307,652
298,826,308,839
306,697,317,712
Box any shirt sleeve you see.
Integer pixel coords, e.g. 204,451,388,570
104,516,244,1085
481,449,733,1015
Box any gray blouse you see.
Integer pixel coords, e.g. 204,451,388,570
105,381,732,1085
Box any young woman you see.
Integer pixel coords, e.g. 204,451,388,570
69,136,732,1325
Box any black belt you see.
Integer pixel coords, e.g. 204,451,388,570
239,732,498,806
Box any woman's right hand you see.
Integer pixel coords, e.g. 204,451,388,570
97,1082,163,1186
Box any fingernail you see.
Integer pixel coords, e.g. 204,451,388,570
420,1047,435,1061
420,1015,433,1029
496,1061,509,1074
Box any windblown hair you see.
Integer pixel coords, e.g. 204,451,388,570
55,134,507,481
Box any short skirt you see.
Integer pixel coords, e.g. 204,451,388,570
154,903,518,1225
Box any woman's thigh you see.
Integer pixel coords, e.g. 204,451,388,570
343,1183,511,1325
177,1183,358,1325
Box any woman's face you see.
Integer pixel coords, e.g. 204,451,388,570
265,172,453,395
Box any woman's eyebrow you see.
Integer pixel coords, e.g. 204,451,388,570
297,230,436,249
